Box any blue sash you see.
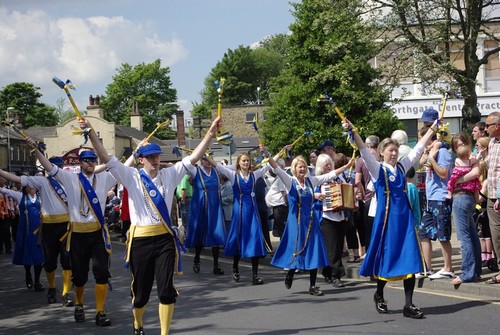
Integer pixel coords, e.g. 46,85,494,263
140,170,186,274
47,176,68,207
78,173,112,254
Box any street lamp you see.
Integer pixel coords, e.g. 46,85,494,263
256,87,261,105
6,107,15,172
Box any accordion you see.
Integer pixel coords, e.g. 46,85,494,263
320,183,358,212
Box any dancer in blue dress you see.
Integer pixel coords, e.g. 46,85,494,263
185,156,226,275
343,118,438,319
268,154,353,296
1,185,45,291
215,152,272,285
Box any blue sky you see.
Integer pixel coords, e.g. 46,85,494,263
0,0,294,119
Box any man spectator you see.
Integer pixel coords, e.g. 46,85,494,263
176,174,192,241
486,112,500,284
264,158,288,239
417,126,454,279
472,121,488,156
318,139,336,159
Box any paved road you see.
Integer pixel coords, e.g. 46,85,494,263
1,240,499,335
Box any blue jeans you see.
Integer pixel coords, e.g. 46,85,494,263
452,193,482,282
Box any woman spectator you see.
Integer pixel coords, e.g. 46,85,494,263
475,137,494,266
185,156,226,275
448,133,482,285
343,118,438,319
0,184,44,291
268,153,353,296
316,153,352,288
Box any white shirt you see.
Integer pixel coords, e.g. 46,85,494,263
360,143,425,182
21,176,69,216
106,156,192,226
49,166,117,223
264,172,287,208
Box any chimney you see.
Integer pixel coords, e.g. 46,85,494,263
130,101,143,131
176,109,186,147
87,94,104,118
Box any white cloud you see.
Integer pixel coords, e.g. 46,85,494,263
0,7,188,104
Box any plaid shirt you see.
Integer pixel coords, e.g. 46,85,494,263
487,137,500,198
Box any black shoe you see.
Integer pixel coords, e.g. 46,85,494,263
403,304,424,319
193,262,200,273
213,264,224,275
285,274,294,289
63,293,74,307
324,276,333,284
74,304,85,323
47,288,56,304
25,275,33,289
309,286,324,296
232,269,240,282
331,278,345,288
373,293,388,314
252,276,264,285
34,283,45,292
134,327,145,335
487,258,499,272
95,311,111,327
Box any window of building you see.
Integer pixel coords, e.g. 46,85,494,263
245,112,256,123
485,40,500,78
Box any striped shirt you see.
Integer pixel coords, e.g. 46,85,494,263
487,137,500,198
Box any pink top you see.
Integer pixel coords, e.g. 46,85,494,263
447,163,481,193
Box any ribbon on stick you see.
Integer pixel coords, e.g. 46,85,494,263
171,146,212,158
52,76,91,144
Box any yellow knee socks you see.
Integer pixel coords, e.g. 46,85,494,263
95,284,108,313
158,303,174,335
62,270,72,295
133,306,145,329
74,285,84,305
46,271,56,289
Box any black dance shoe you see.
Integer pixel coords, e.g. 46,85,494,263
74,304,86,323
252,276,264,285
323,276,333,284
25,275,33,289
373,293,388,314
193,262,200,273
309,286,324,296
63,293,74,307
134,327,145,335
403,304,424,319
95,311,111,327
285,274,294,289
34,282,44,292
213,264,224,275
47,288,56,304
331,278,345,288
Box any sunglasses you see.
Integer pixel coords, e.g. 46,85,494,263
81,158,97,163
485,122,498,128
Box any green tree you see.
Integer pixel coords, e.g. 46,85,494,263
191,101,211,119
54,97,74,124
101,59,177,136
262,0,398,156
0,82,58,127
201,42,287,108
369,0,500,130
